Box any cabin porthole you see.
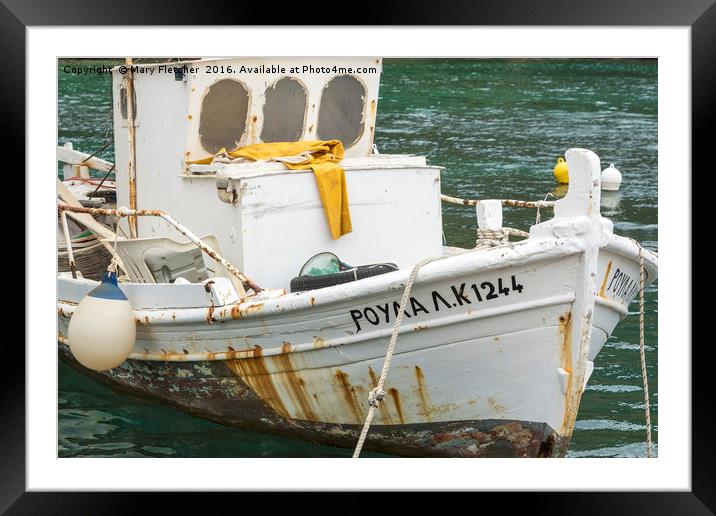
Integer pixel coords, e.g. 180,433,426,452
261,77,308,143
199,79,250,154
317,75,366,148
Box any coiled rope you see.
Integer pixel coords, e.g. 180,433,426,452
638,245,654,457
475,227,530,248
352,257,438,458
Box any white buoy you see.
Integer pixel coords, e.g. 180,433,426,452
67,271,136,371
601,163,622,191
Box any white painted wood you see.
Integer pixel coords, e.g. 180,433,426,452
185,154,429,176
476,199,503,230
57,144,114,173
56,179,118,242
58,231,657,433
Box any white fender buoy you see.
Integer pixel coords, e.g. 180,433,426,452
68,271,136,371
601,163,622,191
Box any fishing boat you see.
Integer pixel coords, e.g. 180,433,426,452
57,57,658,458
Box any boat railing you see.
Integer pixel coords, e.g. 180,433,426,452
440,193,556,247
57,142,115,179
57,204,260,298
440,193,556,210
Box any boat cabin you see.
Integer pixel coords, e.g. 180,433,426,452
111,57,443,291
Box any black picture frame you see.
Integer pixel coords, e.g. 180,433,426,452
6,0,709,512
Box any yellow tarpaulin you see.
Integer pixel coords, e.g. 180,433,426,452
190,140,351,239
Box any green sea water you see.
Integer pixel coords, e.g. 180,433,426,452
58,58,658,458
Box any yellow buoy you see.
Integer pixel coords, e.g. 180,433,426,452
553,157,569,184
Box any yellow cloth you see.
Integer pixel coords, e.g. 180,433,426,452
190,140,351,239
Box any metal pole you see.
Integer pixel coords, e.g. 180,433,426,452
125,57,138,238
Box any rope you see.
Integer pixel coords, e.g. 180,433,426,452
440,193,556,209
475,227,530,248
352,257,438,458
638,246,653,457
535,192,555,224
106,218,121,273
58,241,113,281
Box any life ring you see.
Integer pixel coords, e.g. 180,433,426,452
290,263,398,293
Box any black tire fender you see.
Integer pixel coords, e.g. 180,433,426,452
290,263,399,293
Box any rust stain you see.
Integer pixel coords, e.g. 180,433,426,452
414,324,428,331
599,260,613,298
312,336,328,349
309,296,316,307
58,307,66,318
308,124,314,133
492,422,534,452
206,304,215,324
367,366,393,425
488,397,506,414
558,311,573,433
388,388,405,424
230,302,264,319
334,370,364,424
367,367,379,388
187,114,193,120
414,366,432,421
225,346,290,418
271,348,317,421
559,312,573,374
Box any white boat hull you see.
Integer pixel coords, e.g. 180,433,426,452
56,149,657,457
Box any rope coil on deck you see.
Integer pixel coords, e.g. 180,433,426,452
475,227,530,248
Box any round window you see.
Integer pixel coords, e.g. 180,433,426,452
317,75,366,147
199,79,249,154
261,77,307,143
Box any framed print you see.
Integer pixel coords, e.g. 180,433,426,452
5,0,710,512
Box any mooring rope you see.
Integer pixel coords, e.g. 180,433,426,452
352,257,438,458
475,227,530,248
638,245,654,458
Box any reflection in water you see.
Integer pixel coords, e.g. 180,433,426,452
601,190,623,211
552,183,569,198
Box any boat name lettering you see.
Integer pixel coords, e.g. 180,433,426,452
349,275,524,332
605,267,639,303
